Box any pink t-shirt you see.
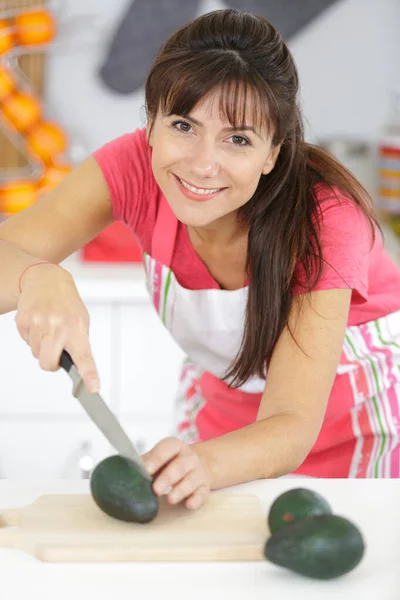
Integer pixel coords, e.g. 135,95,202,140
93,128,400,326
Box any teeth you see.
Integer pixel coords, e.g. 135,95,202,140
178,177,221,195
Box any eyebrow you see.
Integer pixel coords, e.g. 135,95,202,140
173,114,263,139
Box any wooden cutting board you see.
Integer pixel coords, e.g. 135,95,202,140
0,493,269,562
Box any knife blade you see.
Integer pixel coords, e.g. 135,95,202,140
59,350,152,481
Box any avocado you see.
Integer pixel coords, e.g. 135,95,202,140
268,487,332,534
264,514,365,580
90,455,158,524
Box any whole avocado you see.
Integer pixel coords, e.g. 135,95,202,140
264,513,365,580
268,487,332,534
90,455,159,524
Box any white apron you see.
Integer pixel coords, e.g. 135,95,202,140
144,196,265,394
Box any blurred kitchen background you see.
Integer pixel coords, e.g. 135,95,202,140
0,0,399,479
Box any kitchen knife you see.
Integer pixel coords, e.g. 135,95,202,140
59,350,152,481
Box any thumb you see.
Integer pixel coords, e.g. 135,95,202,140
65,338,100,394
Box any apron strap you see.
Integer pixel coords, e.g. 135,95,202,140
151,195,178,268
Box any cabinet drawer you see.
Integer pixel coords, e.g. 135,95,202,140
0,420,111,479
117,304,185,416
0,415,178,479
0,304,113,415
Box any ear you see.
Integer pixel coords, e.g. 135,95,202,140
262,143,281,175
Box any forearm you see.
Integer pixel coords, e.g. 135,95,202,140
192,413,313,489
0,239,66,314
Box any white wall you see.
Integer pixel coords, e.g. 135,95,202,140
45,0,400,157
290,0,400,143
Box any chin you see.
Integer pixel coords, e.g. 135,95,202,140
166,198,219,228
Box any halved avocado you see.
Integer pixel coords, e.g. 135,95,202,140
264,514,365,580
268,487,332,534
90,455,158,524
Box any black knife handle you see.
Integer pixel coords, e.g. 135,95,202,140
60,350,74,373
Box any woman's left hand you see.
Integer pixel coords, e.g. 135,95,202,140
141,437,212,510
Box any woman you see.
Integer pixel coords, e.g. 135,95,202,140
1,9,399,508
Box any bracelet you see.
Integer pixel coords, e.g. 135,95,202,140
18,261,59,294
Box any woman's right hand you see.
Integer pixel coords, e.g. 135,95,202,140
15,263,100,393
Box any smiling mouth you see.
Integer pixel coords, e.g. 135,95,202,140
174,174,225,195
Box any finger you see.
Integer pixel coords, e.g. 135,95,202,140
15,312,30,344
142,437,185,477
66,338,100,393
184,485,209,511
167,469,206,504
28,327,43,359
152,453,198,496
26,311,46,357
38,335,66,371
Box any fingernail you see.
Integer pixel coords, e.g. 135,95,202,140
154,483,165,495
188,498,201,510
144,461,155,475
154,482,171,495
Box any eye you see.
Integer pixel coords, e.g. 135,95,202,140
171,120,192,133
230,134,251,147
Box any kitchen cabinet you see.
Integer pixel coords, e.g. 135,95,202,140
0,421,110,479
117,303,185,417
0,304,114,415
0,418,172,479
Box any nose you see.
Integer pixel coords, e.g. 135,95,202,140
189,138,220,179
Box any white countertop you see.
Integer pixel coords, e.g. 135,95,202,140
0,479,398,600
61,253,149,302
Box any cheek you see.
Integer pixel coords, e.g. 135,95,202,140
152,141,183,174
151,145,169,179
231,162,263,193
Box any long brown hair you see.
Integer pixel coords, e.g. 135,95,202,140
145,8,378,387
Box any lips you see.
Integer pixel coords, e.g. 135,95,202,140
173,174,226,202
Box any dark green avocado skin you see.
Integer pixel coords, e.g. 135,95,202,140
268,487,332,534
264,514,365,580
90,455,159,524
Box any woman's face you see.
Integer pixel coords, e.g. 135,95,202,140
147,89,280,228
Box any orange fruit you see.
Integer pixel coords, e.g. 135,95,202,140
2,91,41,131
37,162,71,196
0,180,37,213
14,10,55,46
26,121,67,164
0,19,14,55
0,66,15,100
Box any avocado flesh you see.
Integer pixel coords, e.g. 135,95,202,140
264,514,365,580
90,455,159,524
268,487,332,534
